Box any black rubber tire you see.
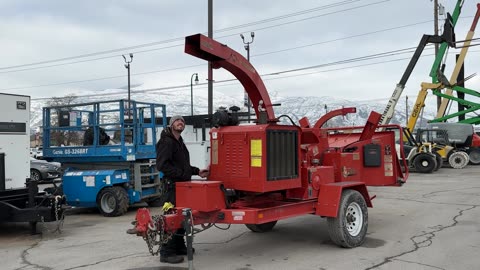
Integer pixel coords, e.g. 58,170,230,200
245,221,277,233
30,169,42,181
434,153,443,171
413,153,437,173
468,148,480,165
97,186,129,217
327,189,368,248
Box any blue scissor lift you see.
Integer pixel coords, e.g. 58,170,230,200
42,99,167,216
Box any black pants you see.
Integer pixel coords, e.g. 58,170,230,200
160,228,186,256
159,181,186,257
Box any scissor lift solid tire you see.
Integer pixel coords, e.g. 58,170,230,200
97,186,129,217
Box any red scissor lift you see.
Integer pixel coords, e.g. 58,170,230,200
131,34,408,260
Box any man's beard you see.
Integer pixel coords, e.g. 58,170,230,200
172,125,184,133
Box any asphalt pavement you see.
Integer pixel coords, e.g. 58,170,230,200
1,165,479,270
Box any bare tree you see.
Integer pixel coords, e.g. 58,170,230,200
47,94,78,107
46,94,81,146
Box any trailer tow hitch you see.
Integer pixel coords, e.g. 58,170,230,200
128,207,196,268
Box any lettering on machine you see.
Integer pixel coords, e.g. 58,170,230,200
64,148,89,155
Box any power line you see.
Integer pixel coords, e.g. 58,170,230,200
0,0,384,72
0,64,204,91
12,45,473,93
0,17,439,78
253,20,433,57
32,49,480,101
265,47,422,75
4,12,477,76
7,46,416,92
0,37,185,71
220,0,390,38
4,1,478,76
0,43,186,74
212,0,362,34
10,43,479,93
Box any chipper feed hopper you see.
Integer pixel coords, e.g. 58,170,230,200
129,34,408,260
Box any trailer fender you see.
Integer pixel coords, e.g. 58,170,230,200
315,182,372,217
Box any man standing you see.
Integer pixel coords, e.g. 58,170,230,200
156,115,208,264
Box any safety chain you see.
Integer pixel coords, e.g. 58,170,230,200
54,196,60,221
39,195,65,234
53,195,66,233
143,215,173,256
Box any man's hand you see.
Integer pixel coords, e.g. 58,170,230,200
199,169,209,178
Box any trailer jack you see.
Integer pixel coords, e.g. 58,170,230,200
183,208,194,270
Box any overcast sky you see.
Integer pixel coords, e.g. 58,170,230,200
1,0,479,107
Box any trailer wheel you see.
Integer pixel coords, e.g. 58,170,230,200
97,186,129,217
448,151,469,169
434,153,443,171
413,153,437,173
30,169,42,181
245,221,277,233
327,189,368,248
468,148,480,165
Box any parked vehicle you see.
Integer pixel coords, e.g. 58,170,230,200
30,147,43,159
427,122,480,165
30,157,61,181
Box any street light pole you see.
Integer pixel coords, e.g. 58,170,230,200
190,73,199,116
240,32,255,123
324,104,328,127
123,53,133,118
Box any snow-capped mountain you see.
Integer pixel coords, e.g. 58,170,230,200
30,90,436,130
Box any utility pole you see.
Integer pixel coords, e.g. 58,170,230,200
207,0,213,123
241,32,255,123
123,53,133,119
433,0,442,110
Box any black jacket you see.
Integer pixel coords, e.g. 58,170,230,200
156,127,199,182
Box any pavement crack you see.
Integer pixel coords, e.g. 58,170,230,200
15,238,52,270
382,197,480,207
422,187,480,198
63,253,142,270
364,205,477,270
394,259,445,269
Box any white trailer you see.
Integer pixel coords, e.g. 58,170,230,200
0,93,30,189
0,93,65,233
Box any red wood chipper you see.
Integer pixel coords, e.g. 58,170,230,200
129,34,408,263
